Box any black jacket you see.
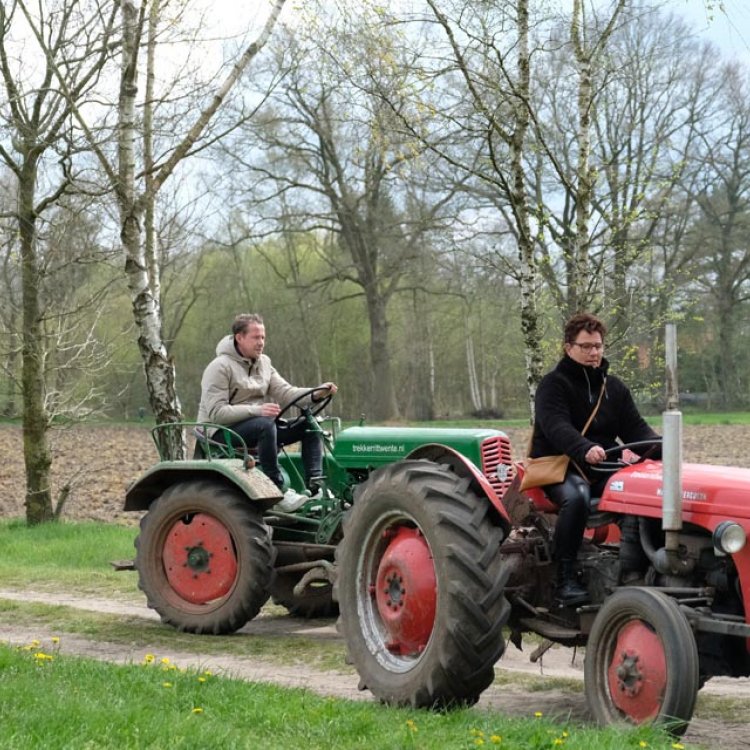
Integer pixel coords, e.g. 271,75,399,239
530,355,660,476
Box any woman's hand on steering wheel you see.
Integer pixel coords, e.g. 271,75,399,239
590,438,663,472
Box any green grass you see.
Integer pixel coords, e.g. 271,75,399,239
0,519,138,597
676,411,750,425
0,642,685,750
0,520,722,749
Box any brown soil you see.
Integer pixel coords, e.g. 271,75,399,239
3,422,750,524
2,423,750,749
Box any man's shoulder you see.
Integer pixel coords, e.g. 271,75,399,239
204,350,240,373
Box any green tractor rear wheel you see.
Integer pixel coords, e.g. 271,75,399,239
135,481,273,635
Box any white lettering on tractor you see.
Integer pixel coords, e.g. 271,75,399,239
352,444,406,453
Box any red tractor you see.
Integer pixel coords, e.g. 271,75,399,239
335,429,750,735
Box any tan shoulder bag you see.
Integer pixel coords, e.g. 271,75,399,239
519,381,606,491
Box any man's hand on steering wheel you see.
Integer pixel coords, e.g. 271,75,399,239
312,382,338,401
275,384,337,430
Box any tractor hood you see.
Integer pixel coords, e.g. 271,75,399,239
600,460,750,529
333,425,510,473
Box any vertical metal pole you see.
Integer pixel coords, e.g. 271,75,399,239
662,323,683,535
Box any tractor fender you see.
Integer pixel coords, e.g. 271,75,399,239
405,443,512,534
124,460,282,512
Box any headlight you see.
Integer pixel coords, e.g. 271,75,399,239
713,521,747,555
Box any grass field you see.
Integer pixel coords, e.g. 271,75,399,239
0,640,685,750
0,521,691,750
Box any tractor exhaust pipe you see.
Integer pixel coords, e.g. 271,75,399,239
662,323,683,572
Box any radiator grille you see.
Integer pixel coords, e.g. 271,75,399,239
480,435,515,499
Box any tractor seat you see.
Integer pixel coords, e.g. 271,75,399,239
192,426,259,460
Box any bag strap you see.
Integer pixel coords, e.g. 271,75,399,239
526,378,607,455
581,378,606,436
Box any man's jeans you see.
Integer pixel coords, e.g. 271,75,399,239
225,416,322,489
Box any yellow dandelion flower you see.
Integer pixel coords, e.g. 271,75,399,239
143,654,155,664
475,740,485,747
51,636,60,644
672,745,685,750
33,652,53,662
490,737,502,745
30,640,40,648
160,657,171,665
553,739,564,747
534,711,543,718
639,743,648,749
406,719,418,732
191,707,204,714
198,676,207,683
562,732,569,738
162,682,173,688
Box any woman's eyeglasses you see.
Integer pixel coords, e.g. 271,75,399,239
572,342,604,352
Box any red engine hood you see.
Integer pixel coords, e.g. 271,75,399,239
599,460,750,527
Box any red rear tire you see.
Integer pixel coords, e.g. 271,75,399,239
336,460,510,708
135,481,273,634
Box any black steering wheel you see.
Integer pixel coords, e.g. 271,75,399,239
589,438,663,473
275,385,334,431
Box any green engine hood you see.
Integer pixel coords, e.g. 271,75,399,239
332,425,510,470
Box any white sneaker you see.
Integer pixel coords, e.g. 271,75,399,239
274,488,309,513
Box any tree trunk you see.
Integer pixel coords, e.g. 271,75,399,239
1,318,18,418
570,0,592,313
119,0,184,459
366,291,398,421
18,157,53,524
465,315,482,413
410,289,434,421
513,0,544,416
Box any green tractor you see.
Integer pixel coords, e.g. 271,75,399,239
124,387,514,633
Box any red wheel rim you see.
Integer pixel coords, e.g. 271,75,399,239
606,620,667,722
374,526,436,656
162,513,238,604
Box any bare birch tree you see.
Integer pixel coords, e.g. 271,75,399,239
422,0,544,410
0,0,119,523
37,0,288,458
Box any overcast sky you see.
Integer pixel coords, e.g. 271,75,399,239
666,0,750,64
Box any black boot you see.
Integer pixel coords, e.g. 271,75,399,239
556,559,590,606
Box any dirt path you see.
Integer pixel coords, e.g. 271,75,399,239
2,590,750,750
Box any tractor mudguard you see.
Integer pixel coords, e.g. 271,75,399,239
124,459,282,512
404,443,512,535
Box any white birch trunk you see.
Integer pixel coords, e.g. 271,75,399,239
115,0,287,458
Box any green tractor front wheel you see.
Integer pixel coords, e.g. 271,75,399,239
135,481,274,634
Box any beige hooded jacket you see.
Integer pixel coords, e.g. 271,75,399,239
197,335,312,430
